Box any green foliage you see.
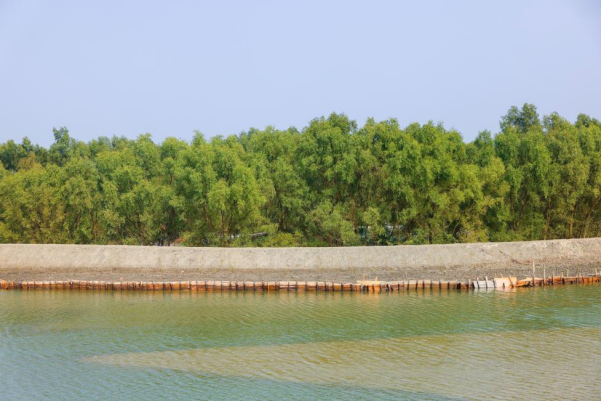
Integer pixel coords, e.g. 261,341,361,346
0,105,599,246
306,201,359,246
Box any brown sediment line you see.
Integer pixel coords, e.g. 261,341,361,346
83,327,600,400
0,275,599,292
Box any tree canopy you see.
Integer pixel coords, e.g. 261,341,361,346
0,105,599,246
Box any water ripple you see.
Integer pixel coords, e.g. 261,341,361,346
0,285,599,400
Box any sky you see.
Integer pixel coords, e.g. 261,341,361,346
0,0,600,147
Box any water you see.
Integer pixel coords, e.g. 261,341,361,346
0,285,599,400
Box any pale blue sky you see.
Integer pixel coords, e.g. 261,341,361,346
0,0,599,146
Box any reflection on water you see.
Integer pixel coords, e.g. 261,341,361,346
1,285,600,400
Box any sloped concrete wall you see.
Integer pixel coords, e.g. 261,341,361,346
0,238,598,272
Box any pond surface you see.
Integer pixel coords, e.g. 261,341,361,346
1,285,599,400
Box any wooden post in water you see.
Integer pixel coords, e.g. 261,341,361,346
532,261,536,287
543,266,546,286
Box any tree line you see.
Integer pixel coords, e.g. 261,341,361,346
0,104,599,246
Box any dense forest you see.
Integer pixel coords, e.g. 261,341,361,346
0,104,599,247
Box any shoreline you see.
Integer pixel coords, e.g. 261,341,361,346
0,260,599,283
1,275,600,292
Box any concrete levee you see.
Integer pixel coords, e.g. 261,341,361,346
0,238,599,275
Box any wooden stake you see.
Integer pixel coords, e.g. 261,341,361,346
532,261,536,287
543,267,546,286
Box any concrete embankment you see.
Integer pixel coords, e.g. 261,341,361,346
0,238,599,283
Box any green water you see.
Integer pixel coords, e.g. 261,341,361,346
1,285,599,400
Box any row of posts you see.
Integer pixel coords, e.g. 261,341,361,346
1,275,600,292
